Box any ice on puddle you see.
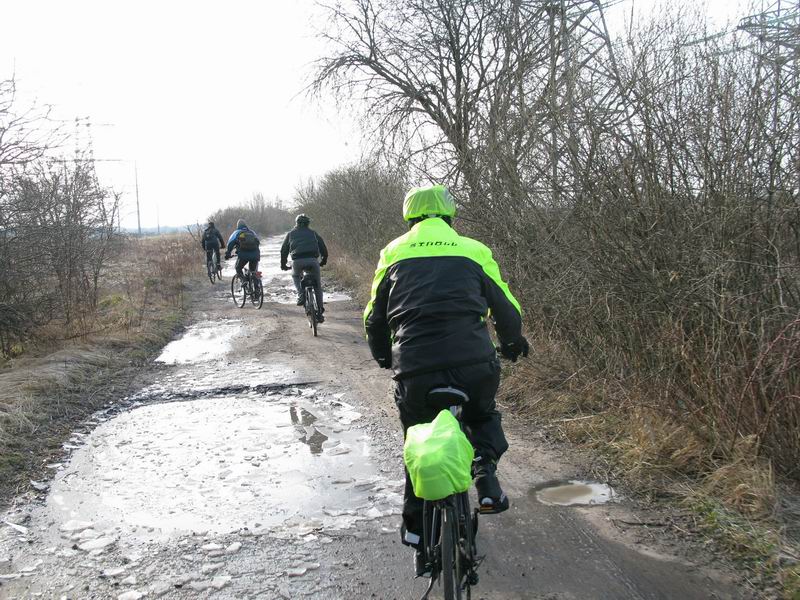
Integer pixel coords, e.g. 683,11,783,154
59,519,94,533
211,575,232,589
201,562,223,574
20,559,43,573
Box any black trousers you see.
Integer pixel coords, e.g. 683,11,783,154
235,256,258,278
394,359,508,547
205,246,221,266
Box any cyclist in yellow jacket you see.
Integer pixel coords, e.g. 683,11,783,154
364,184,528,576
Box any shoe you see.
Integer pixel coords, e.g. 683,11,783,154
296,297,305,306
472,457,510,514
414,549,431,578
316,314,325,323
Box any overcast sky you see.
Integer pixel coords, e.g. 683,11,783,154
2,0,752,229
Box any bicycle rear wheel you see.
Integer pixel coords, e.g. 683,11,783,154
207,260,215,284
441,503,461,600
305,286,317,336
231,275,246,307
251,278,264,309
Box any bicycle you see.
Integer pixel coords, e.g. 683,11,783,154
206,251,223,284
417,387,481,600
300,270,321,337
230,263,263,309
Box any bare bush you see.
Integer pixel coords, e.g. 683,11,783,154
314,0,800,479
0,80,121,356
207,193,294,241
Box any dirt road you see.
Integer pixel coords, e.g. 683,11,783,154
0,236,750,599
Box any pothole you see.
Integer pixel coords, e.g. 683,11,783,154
532,480,615,506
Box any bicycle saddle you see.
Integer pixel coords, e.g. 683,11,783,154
426,386,470,411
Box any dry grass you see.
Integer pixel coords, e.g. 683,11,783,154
0,232,202,502
325,250,376,308
499,342,800,598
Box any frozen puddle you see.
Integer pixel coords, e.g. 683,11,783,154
156,320,242,364
45,392,400,543
533,481,615,506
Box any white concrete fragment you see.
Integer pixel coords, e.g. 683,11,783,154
30,480,49,491
117,591,144,600
78,536,116,551
286,567,307,577
3,520,28,535
225,542,242,554
102,567,126,578
201,543,223,551
121,575,137,585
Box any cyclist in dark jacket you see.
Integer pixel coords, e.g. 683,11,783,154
280,214,328,322
225,219,260,280
364,184,529,576
201,221,225,268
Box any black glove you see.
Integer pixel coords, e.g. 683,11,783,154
376,356,392,370
224,252,231,260
280,264,290,271
499,336,530,362
319,257,327,267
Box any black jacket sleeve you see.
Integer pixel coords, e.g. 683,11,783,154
215,230,224,246
315,234,328,260
365,275,392,364
482,276,523,345
280,233,291,265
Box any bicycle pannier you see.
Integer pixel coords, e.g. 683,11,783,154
404,409,474,501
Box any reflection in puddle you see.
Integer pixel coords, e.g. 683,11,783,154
533,480,615,506
290,405,328,454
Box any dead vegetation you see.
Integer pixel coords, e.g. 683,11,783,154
307,1,800,594
0,233,202,502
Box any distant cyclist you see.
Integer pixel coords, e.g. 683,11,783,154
280,214,328,323
225,219,260,280
364,184,528,576
201,221,225,270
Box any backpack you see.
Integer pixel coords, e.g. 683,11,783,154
203,228,218,244
237,229,259,251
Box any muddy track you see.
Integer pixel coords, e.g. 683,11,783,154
0,237,751,599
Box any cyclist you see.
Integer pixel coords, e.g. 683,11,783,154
364,184,529,576
280,214,329,323
224,219,260,280
201,221,225,271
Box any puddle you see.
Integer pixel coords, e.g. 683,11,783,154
221,234,351,304
44,392,400,544
533,480,615,506
155,320,242,364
